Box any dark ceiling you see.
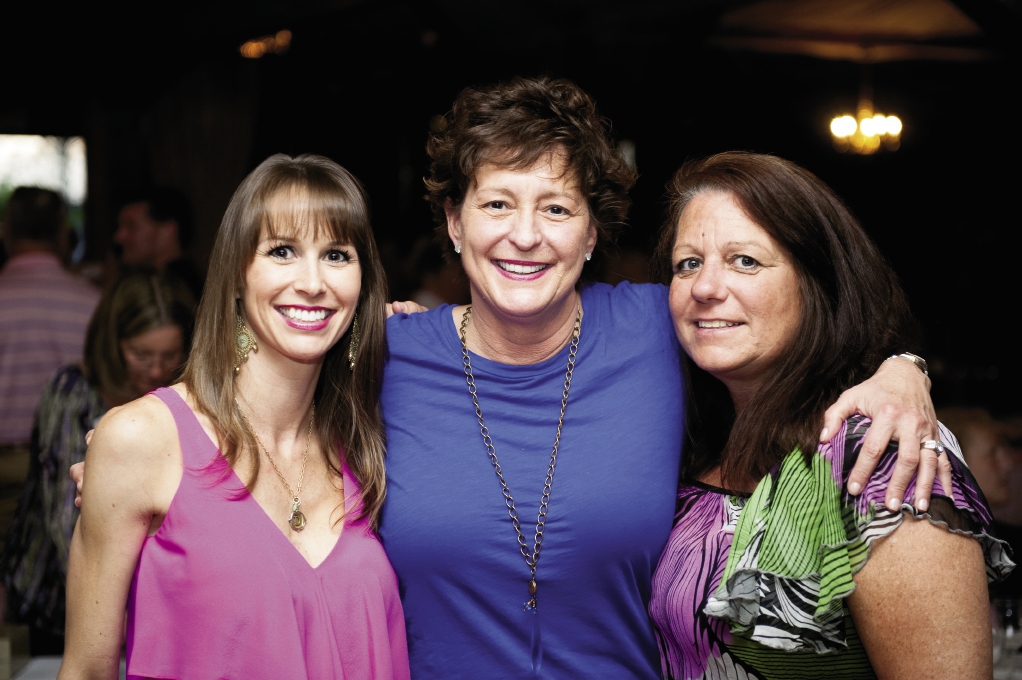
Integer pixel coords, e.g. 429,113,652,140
3,0,1021,411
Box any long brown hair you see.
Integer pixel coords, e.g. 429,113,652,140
181,154,389,527
654,152,915,488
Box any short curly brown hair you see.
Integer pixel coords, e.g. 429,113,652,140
424,76,637,276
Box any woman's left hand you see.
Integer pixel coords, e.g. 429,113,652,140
820,357,952,513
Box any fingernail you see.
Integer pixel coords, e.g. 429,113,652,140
917,498,929,512
848,481,861,495
820,427,829,440
887,498,902,512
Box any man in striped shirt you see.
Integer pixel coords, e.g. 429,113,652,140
0,188,100,543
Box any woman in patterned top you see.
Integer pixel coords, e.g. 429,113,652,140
648,152,1013,679
0,271,193,654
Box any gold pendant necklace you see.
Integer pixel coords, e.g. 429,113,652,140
236,399,315,532
459,304,581,612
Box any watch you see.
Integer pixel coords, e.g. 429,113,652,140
888,352,928,376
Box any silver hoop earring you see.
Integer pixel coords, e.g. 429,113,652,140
454,244,461,255
584,252,592,262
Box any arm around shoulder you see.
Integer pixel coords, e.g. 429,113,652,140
59,395,182,680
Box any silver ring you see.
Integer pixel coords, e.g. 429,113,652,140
921,439,945,455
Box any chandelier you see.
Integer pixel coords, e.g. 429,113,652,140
830,99,902,154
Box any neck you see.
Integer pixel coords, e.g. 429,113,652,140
725,381,756,414
154,243,183,270
460,290,581,365
10,241,57,257
233,349,321,449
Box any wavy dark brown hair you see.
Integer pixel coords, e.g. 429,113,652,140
181,154,389,527
654,152,916,488
424,76,636,279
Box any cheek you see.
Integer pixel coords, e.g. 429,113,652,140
332,267,363,304
668,280,694,339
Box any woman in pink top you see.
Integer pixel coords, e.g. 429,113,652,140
61,155,411,680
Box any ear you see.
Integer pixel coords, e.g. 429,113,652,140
585,220,598,255
161,219,180,243
445,198,462,252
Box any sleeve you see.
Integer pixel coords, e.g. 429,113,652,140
702,415,1015,654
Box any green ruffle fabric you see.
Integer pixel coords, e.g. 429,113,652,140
704,437,1013,655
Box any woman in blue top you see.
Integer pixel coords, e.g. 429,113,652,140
379,77,945,679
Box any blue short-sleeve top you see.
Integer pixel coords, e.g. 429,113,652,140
379,282,684,679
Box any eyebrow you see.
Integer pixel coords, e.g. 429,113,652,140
673,239,765,251
262,235,349,247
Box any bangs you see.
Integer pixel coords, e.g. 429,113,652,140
259,180,362,246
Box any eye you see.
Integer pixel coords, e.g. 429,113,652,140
675,257,701,273
266,244,294,260
326,248,353,263
547,205,570,216
734,255,760,270
485,201,508,210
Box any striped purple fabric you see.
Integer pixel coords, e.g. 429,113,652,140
0,253,100,444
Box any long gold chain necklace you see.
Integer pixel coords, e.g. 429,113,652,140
236,399,315,532
459,304,581,612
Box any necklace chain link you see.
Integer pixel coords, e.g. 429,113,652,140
236,398,315,531
459,304,581,611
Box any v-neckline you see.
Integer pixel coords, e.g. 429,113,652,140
232,463,352,571
178,393,353,571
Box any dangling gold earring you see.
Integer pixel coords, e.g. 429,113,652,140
348,310,360,371
234,314,258,374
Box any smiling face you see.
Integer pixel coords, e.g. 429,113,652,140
669,190,801,405
447,151,596,323
239,197,362,369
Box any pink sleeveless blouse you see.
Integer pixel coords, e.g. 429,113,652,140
125,387,410,680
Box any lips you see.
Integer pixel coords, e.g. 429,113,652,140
276,305,334,330
696,320,743,328
495,260,549,275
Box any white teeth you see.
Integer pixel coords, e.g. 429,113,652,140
281,307,329,322
497,261,547,275
697,320,741,328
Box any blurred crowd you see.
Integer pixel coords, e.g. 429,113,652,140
0,181,1018,656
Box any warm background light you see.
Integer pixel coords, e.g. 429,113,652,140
240,30,292,59
830,102,902,154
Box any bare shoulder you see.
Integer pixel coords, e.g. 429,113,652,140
88,393,179,475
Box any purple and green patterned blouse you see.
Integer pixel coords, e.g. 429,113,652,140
649,415,1014,680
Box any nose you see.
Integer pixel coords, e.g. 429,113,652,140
294,257,326,297
149,362,170,386
689,261,728,304
506,210,542,252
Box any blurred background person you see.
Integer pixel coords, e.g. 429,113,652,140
0,271,194,655
114,186,204,301
0,188,100,552
405,236,469,309
938,407,1022,598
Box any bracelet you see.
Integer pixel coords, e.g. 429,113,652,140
887,352,928,376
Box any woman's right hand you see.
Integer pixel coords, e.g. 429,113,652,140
71,460,85,508
385,301,429,317
70,429,93,508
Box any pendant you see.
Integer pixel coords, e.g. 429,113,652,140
288,500,306,532
524,578,538,612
